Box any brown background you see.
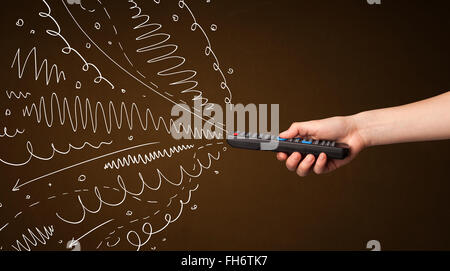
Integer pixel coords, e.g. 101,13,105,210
1,0,450,250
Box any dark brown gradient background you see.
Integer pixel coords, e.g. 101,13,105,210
1,0,450,250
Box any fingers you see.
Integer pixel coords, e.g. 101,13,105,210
296,154,315,177
279,152,330,176
276,152,288,161
285,152,302,171
313,153,328,174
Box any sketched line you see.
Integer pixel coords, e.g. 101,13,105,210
1,138,113,166
179,0,233,104
5,90,31,99
0,223,9,232
79,1,95,12
104,144,195,170
62,0,228,134
23,92,221,138
39,0,114,89
96,241,103,249
8,188,92,226
166,194,178,207
97,0,146,78
28,201,40,208
100,177,199,248
11,225,54,251
106,237,120,248
12,141,159,191
128,0,208,106
68,219,113,247
0,127,25,138
11,47,66,85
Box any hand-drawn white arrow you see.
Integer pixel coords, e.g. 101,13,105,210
67,219,114,249
12,141,159,191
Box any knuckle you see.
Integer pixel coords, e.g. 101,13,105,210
290,122,301,129
286,161,296,171
313,167,323,175
297,168,308,177
296,164,309,176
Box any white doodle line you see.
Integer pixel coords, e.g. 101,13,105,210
166,194,178,207
96,0,147,80
11,225,54,251
22,92,222,138
103,143,195,170
0,223,9,232
179,0,233,104
67,218,113,248
11,141,159,191
5,90,31,99
0,187,115,232
128,0,206,107
39,0,114,89
98,181,199,250
125,183,200,251
28,201,40,208
62,0,228,134
3,0,228,250
1,139,113,166
11,47,66,85
192,141,222,170
0,127,25,138
56,148,219,225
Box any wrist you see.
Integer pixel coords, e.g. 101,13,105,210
348,112,372,148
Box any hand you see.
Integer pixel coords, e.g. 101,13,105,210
276,116,366,177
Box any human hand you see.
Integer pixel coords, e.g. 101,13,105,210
276,116,366,177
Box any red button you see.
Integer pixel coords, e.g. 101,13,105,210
233,132,238,136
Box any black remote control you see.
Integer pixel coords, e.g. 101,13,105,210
226,131,350,159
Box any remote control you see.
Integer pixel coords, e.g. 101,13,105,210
226,131,350,159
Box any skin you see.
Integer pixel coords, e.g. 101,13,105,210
277,91,450,177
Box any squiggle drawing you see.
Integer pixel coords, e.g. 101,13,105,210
104,143,195,170
0,127,25,138
11,225,55,251
6,90,31,99
12,47,66,85
22,92,221,137
0,0,232,250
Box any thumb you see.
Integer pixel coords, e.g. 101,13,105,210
279,122,303,138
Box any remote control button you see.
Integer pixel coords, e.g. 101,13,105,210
330,141,335,147
320,140,326,145
233,132,238,136
313,140,319,145
301,139,312,144
287,138,294,142
325,141,331,147
257,133,263,139
277,136,287,141
263,134,271,140
245,132,250,138
294,138,301,143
